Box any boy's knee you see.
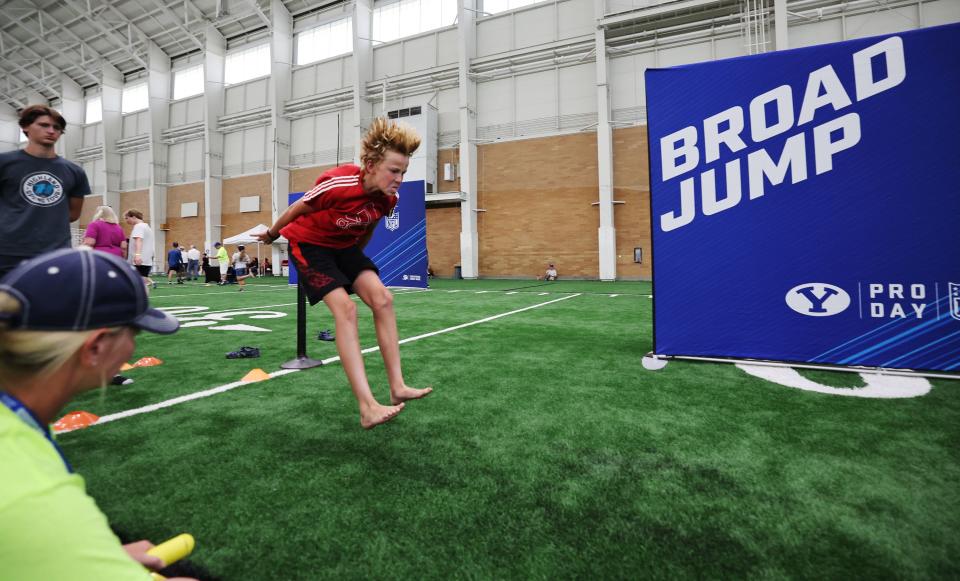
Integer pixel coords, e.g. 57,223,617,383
369,289,393,312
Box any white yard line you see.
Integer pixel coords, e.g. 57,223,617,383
62,293,581,433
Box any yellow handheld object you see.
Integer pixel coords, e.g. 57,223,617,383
146,533,195,567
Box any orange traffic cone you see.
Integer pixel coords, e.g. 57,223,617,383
241,368,271,383
53,411,100,433
133,356,163,368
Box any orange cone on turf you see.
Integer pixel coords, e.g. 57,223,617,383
241,368,271,383
133,356,163,368
120,363,134,371
53,411,100,433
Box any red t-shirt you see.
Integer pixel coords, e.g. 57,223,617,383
281,165,398,250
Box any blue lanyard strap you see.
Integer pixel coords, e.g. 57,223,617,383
1,392,73,473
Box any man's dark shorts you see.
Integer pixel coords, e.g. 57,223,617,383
0,255,28,280
290,242,379,305
135,265,152,277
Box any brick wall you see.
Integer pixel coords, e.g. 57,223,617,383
221,173,271,252
613,125,651,279
165,182,205,250
426,205,461,277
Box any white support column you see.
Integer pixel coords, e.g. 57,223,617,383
595,0,616,281
101,63,123,213
0,103,19,152
458,0,479,279
59,74,84,160
773,0,789,51
204,25,226,251
270,0,293,275
352,0,375,162
147,41,171,259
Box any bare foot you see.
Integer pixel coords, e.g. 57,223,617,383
390,386,433,405
360,402,405,430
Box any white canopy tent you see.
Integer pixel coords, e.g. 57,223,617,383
222,224,287,269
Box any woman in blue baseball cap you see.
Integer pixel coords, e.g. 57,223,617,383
0,248,194,580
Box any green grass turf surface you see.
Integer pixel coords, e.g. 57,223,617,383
57,276,960,579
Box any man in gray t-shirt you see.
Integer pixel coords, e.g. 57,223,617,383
0,105,90,277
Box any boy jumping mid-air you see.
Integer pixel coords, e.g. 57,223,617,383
257,118,432,429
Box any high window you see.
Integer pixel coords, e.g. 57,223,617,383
225,43,271,85
173,64,205,100
122,82,149,114
297,17,353,65
85,95,102,124
372,0,457,44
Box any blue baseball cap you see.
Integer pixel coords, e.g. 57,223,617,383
0,248,179,334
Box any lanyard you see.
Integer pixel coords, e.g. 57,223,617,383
0,392,73,473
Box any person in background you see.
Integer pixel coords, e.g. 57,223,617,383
544,262,558,281
186,244,201,281
82,205,134,387
166,242,185,285
262,257,272,276
0,105,90,278
231,244,252,292
214,242,229,285
123,209,155,291
256,117,432,429
0,248,193,580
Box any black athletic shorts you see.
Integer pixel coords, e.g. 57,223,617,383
289,242,379,305
135,265,152,277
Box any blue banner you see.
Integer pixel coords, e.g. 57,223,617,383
287,179,427,289
646,23,960,372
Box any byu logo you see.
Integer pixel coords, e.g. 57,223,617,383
21,173,64,207
385,210,400,232
949,283,960,321
785,283,851,316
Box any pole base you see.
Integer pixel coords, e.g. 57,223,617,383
280,357,325,370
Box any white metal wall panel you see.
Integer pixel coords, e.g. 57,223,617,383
477,15,513,57
559,0,595,38
404,35,437,72
244,78,270,109
926,0,960,25
658,42,713,67
243,126,268,169
714,35,748,60
122,113,141,138
223,131,243,170
167,141,185,180
318,57,350,93
121,152,136,186
516,70,556,121
515,5,556,50
224,85,245,115
610,54,642,111
291,116,314,159
477,78,514,128
437,87,459,134
185,96,204,123
292,67,317,99
184,139,203,179
846,6,919,40
169,100,188,126
374,43,404,79
790,20,845,49
559,63,596,115
82,123,102,147
437,29,458,66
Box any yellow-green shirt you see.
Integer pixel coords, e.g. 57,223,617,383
0,404,152,580
216,247,229,264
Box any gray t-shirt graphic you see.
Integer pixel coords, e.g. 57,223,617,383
0,149,91,257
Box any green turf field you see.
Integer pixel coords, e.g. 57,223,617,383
58,276,960,580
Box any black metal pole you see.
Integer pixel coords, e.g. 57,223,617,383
281,276,323,369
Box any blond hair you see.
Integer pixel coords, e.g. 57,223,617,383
92,205,119,224
0,292,95,383
360,118,421,167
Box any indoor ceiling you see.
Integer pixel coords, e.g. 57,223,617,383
0,0,337,109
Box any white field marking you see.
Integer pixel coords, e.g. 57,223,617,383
505,292,518,295
210,324,272,332
475,290,491,294
609,294,620,298
537,292,549,296
736,363,932,399
446,290,462,293
160,302,298,316
148,285,295,299
63,293,582,433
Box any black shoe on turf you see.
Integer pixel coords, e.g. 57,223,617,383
226,346,260,359
111,375,134,386
317,329,335,341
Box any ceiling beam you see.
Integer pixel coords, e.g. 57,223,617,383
0,20,101,86
140,0,205,51
57,0,150,69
